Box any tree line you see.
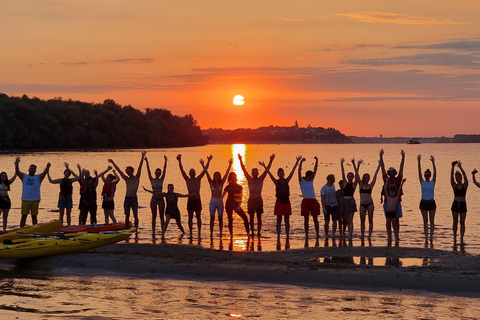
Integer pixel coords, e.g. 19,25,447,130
0,93,208,150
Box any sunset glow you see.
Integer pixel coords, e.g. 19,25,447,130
233,95,245,106
2,1,480,137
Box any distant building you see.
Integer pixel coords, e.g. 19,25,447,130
295,120,299,129
380,134,383,139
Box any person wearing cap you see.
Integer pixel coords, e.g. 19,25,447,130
379,149,405,245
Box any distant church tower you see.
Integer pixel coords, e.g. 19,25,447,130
295,120,299,129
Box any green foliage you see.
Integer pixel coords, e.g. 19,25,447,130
0,93,208,150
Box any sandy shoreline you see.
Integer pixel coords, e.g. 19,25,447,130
22,243,480,297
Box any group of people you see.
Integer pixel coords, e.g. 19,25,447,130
0,149,476,246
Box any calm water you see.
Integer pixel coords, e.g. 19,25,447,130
1,143,480,318
1,143,480,253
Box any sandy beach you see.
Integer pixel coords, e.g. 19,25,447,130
30,243,480,296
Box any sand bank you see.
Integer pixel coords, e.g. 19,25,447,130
28,243,480,297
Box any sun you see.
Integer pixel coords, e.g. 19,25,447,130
233,95,244,106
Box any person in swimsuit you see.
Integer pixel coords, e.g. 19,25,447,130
0,166,17,231
177,154,212,238
145,155,168,236
417,155,437,241
451,160,468,244
238,153,275,237
356,160,380,240
203,158,232,239
340,158,360,240
47,162,81,226
108,151,146,229
298,156,320,246
101,170,120,224
221,172,250,237
260,156,302,246
383,178,406,246
161,184,189,238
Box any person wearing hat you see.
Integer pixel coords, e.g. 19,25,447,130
379,149,405,245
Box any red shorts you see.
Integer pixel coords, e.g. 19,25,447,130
274,201,291,216
301,198,320,216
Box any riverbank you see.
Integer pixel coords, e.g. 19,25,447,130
27,243,480,296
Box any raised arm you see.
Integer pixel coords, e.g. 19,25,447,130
200,157,213,184
398,150,406,177
259,160,276,184
370,161,381,189
97,165,112,180
298,157,305,183
47,171,61,184
417,154,423,183
451,161,457,189
458,161,468,189
351,158,359,187
430,155,436,183
472,168,480,188
14,156,24,180
259,154,275,180
160,155,168,182
340,158,346,183
379,149,386,178
66,163,80,182
8,165,17,184
396,178,406,201
312,156,318,179
286,156,302,183
39,163,51,182
197,155,213,180
221,159,233,184
355,159,363,187
238,154,252,180
176,154,189,181
145,156,153,181
93,170,100,187
135,151,146,179
108,159,128,180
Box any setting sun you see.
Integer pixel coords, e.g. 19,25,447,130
233,95,244,106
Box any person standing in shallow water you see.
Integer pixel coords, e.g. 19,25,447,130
108,151,146,229
356,160,380,240
417,155,437,241
177,154,212,238
238,153,275,237
15,156,50,227
0,166,17,231
202,158,232,239
340,157,359,241
221,172,250,236
145,155,168,236
161,184,188,238
450,160,468,245
260,155,302,247
47,162,81,226
298,156,320,246
101,171,120,224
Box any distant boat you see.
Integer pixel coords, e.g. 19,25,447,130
407,138,421,144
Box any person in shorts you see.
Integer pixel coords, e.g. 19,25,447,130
298,156,320,246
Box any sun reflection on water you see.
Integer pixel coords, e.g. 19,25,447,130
232,143,246,182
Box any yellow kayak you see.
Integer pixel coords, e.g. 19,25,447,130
0,220,62,243
0,228,135,259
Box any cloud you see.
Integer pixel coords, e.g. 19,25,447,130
283,17,329,22
62,58,155,66
395,38,480,52
344,52,480,68
337,11,464,26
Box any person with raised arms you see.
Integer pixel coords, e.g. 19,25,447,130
14,156,50,227
78,165,111,225
355,159,380,240
379,149,405,246
260,155,302,248
320,173,339,239
417,155,437,241
238,153,275,237
108,151,146,229
145,155,168,236
340,157,359,241
101,170,120,224
0,163,17,231
47,162,81,226
298,156,320,246
451,160,468,245
383,177,406,246
177,154,212,238
202,158,232,239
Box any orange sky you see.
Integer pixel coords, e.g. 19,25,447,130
1,1,480,137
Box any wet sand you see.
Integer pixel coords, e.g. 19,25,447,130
31,243,480,296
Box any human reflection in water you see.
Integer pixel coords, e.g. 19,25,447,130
385,257,402,267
